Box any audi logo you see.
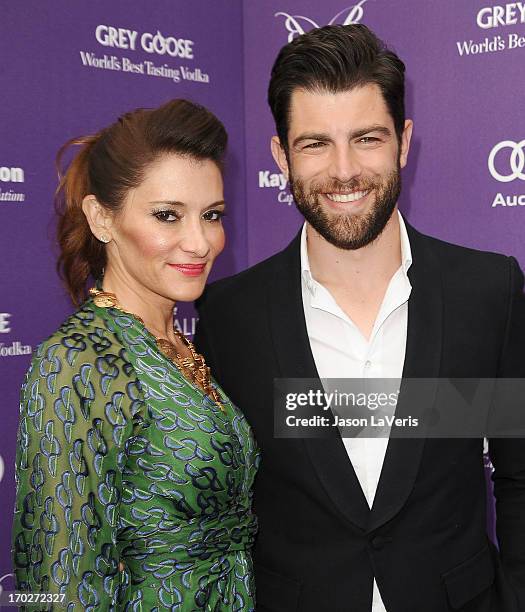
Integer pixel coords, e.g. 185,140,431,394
488,140,525,182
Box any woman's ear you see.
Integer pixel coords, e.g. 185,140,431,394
82,196,113,243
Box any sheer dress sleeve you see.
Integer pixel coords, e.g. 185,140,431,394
12,320,144,610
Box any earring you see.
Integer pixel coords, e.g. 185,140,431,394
99,234,110,243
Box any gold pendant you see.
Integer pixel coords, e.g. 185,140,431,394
90,287,226,413
90,289,119,308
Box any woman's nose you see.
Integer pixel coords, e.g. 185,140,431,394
178,221,211,258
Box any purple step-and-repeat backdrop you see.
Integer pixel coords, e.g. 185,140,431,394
2,0,524,593
244,0,525,262
0,0,245,591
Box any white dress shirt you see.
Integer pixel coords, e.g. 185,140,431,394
300,211,413,612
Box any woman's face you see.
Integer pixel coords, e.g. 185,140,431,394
105,154,225,304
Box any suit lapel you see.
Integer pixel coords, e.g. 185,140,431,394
268,223,444,532
368,223,443,531
269,232,370,530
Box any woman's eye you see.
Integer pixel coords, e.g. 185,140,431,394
203,210,225,222
153,210,179,223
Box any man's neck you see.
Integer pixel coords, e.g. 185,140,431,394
306,210,402,292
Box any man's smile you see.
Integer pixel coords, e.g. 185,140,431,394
324,190,369,203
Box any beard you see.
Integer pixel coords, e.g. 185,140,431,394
289,163,402,250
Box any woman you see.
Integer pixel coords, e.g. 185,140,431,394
12,99,259,610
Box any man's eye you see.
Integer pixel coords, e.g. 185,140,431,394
304,142,325,149
358,136,380,144
153,210,179,222
203,210,225,222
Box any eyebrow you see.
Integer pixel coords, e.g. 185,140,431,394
292,125,392,148
148,200,226,209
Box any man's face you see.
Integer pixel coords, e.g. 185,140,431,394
271,84,412,250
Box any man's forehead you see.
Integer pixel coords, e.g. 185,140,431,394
288,84,390,128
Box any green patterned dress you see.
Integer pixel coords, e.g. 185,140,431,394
12,299,260,611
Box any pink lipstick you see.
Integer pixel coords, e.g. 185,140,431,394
168,263,206,277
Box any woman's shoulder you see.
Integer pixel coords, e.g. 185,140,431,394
28,301,140,394
34,301,119,360
24,302,145,422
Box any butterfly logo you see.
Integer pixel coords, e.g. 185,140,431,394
276,1,369,42
0,573,14,595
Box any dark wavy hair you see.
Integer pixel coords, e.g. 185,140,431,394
55,99,227,306
268,24,406,151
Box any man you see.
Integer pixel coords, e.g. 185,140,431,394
195,25,525,611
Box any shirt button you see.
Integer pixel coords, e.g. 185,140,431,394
370,536,391,550
364,360,372,368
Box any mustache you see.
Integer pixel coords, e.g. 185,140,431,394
298,177,380,195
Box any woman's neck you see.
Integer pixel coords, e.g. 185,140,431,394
101,268,176,341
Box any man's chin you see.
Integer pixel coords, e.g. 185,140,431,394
308,205,397,250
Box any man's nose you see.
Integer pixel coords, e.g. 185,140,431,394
328,146,362,183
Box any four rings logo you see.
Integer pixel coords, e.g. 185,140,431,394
488,140,525,182
276,1,369,42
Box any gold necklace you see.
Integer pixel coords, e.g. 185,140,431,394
89,288,226,413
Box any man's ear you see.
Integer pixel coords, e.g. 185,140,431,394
81,196,113,243
399,119,413,169
270,136,289,180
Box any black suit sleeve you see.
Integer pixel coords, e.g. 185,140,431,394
489,256,525,606
194,291,222,382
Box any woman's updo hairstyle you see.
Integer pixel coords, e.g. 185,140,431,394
55,99,227,306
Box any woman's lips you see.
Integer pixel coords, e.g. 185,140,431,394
167,263,207,277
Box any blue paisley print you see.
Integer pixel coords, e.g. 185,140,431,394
13,300,260,610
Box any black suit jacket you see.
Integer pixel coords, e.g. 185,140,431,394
195,223,525,612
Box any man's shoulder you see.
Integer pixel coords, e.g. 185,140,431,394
410,224,514,277
199,236,299,308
